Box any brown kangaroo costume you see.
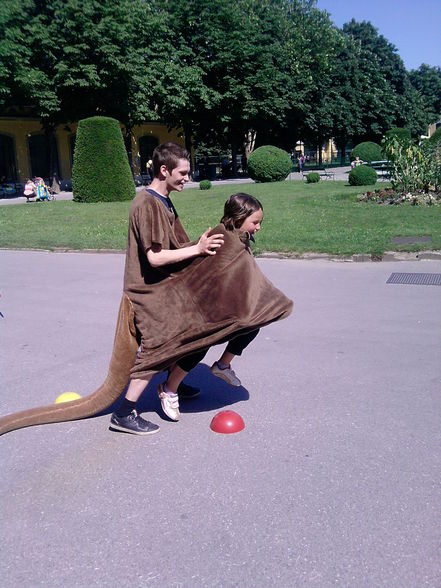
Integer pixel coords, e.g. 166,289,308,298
0,193,292,437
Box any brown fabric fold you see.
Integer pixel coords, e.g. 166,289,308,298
130,224,293,379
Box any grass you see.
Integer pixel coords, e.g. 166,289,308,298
0,180,440,256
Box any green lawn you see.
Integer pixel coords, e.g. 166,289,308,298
1,181,440,255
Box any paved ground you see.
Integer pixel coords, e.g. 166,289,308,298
1,250,440,587
0,168,352,206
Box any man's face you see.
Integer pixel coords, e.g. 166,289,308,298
165,159,190,193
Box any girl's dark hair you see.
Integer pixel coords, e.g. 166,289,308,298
221,193,263,230
152,142,189,177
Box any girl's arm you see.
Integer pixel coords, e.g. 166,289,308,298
147,228,224,268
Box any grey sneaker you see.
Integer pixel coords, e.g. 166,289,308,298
109,410,160,436
158,383,180,421
210,362,241,387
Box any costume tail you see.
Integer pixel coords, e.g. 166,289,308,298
0,295,139,436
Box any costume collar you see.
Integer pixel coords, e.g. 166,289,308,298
146,188,178,219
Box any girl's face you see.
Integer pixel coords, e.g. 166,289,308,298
240,208,263,235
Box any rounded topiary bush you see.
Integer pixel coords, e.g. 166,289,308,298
348,165,378,186
351,142,383,163
385,127,411,142
72,116,135,203
247,145,292,183
306,172,320,183
199,179,212,190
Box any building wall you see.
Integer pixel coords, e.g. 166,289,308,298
0,117,183,182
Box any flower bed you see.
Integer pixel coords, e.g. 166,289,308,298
358,188,440,206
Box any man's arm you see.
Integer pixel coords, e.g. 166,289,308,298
147,228,224,268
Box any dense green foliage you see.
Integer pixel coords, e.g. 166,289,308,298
382,133,441,193
247,146,292,183
199,180,212,190
348,165,378,186
385,128,412,141
306,172,320,183
72,117,135,203
0,0,437,162
409,65,441,124
351,142,383,163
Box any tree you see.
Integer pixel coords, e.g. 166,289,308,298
409,65,441,124
152,0,301,170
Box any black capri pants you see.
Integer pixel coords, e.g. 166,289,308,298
176,329,260,373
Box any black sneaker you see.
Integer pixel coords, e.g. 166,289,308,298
177,381,200,399
109,410,160,436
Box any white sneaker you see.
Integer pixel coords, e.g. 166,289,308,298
210,362,241,387
158,383,180,421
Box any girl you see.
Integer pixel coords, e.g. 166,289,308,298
158,193,264,421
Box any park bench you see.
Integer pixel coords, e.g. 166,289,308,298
301,168,335,181
318,168,335,180
370,160,391,181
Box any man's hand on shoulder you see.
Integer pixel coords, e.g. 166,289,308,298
197,228,224,256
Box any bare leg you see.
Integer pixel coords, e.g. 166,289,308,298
125,378,150,402
164,365,188,394
217,350,235,366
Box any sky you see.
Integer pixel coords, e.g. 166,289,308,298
315,0,441,71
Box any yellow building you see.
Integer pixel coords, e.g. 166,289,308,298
0,117,183,183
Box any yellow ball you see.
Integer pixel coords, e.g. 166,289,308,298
54,392,82,404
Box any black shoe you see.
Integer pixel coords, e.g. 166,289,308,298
177,381,200,399
109,410,160,436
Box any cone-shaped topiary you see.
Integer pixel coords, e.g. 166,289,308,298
247,145,292,183
351,142,383,163
348,165,378,186
72,116,135,202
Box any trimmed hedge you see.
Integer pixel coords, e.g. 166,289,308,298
199,180,212,190
306,172,320,183
248,145,292,183
351,141,383,163
348,165,378,186
72,116,135,203
385,127,411,142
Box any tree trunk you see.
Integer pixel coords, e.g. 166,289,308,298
231,142,238,176
124,125,134,176
183,124,194,174
338,138,346,166
244,129,256,158
318,139,323,165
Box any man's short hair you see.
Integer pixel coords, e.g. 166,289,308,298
152,142,189,177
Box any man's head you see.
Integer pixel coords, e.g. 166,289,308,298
152,142,189,177
152,142,190,194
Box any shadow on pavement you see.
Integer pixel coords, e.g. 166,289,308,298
97,363,249,420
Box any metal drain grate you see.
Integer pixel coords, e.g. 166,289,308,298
387,273,441,286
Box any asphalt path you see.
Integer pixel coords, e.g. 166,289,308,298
1,250,440,587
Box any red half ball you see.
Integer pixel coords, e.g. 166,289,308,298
210,410,245,434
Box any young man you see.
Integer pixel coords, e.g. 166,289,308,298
109,142,225,435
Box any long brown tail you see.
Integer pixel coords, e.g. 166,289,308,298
0,294,139,436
